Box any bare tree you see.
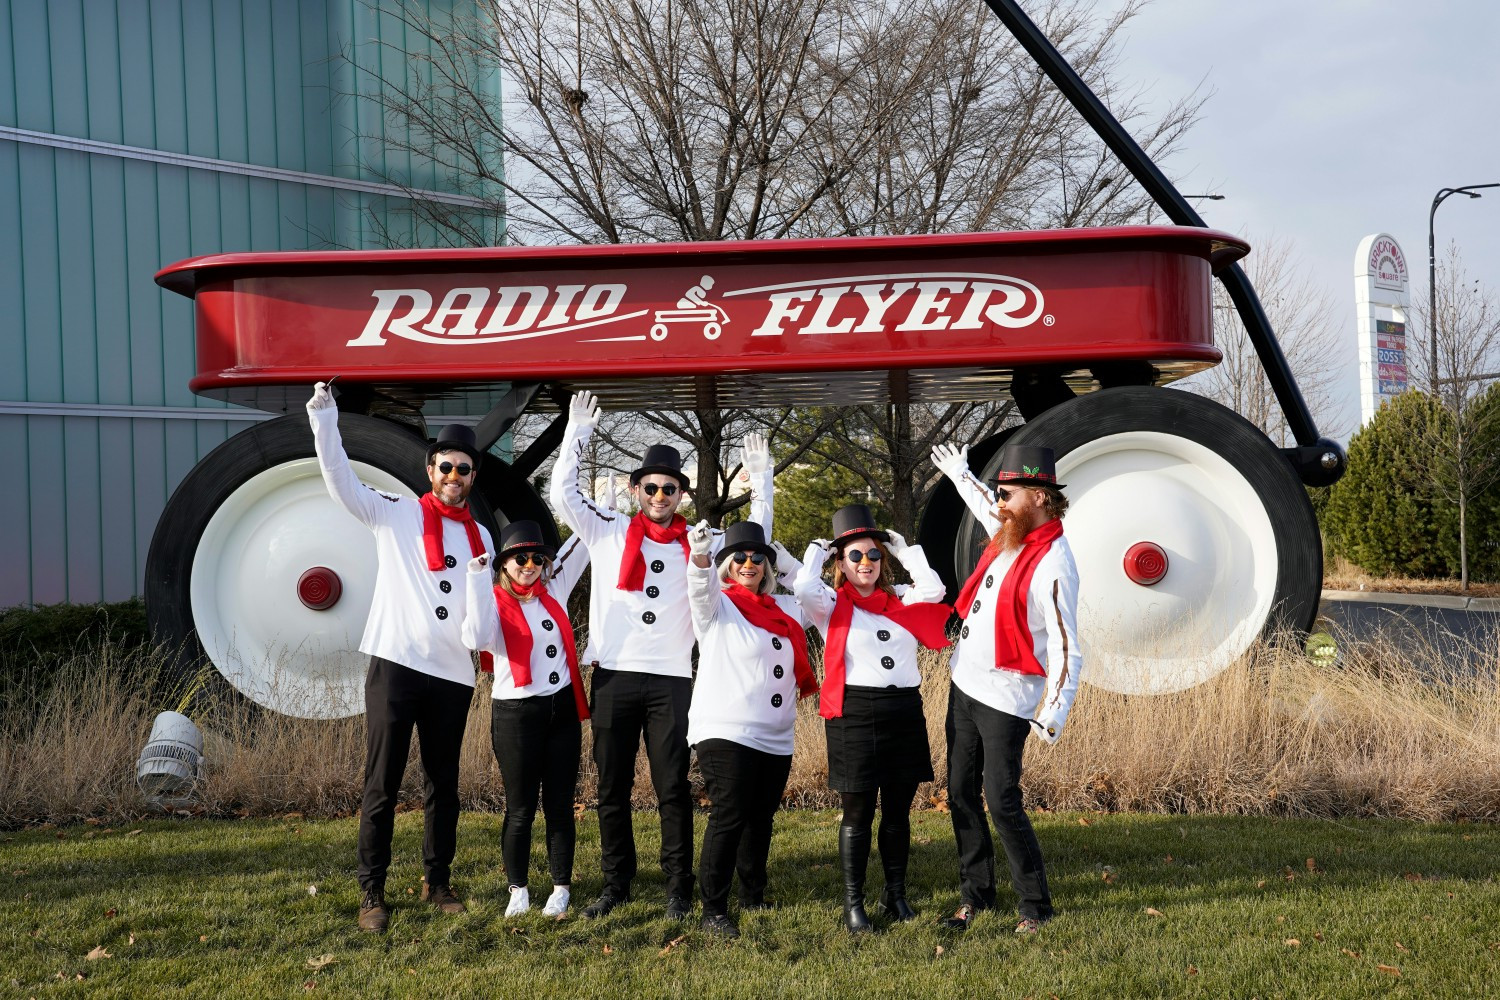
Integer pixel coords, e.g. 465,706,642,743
1406,245,1500,589
1176,234,1345,446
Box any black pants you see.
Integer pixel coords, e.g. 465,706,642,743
589,667,695,899
695,739,792,916
357,657,474,891
490,689,582,888
945,682,1053,921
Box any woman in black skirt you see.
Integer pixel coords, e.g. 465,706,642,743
794,504,951,932
463,520,590,919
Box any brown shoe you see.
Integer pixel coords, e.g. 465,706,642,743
358,886,390,933
421,882,467,914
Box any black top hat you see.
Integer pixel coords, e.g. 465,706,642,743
991,444,1065,489
497,520,557,562
427,423,483,469
831,504,890,546
631,443,691,490
716,520,777,568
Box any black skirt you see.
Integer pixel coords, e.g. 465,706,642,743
825,685,934,792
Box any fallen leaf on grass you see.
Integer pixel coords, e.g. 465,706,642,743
302,980,317,990
307,885,318,896
1144,907,1165,918
659,935,687,956
1376,964,1401,977
1306,857,1320,873
1255,880,1266,889
1341,948,1361,959
105,908,117,918
1077,817,1091,827
1395,941,1411,953
1313,932,1324,942
934,945,945,956
128,934,136,946
1284,939,1301,948
1163,854,1173,864
305,955,336,971
199,935,208,942
602,945,613,955
127,830,143,837
1186,966,1198,976
1101,869,1117,884
85,947,111,961
1402,871,1422,882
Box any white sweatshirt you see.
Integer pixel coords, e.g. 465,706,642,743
685,561,806,755
549,419,773,678
310,406,492,688
462,535,589,700
792,542,946,690
940,463,1084,734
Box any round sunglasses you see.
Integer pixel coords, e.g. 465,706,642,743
842,547,883,564
436,461,474,477
506,552,548,567
730,551,767,565
640,482,680,497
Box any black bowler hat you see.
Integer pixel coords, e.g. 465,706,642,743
427,423,483,469
631,443,691,490
831,504,889,546
716,521,777,568
497,520,557,562
991,444,1065,489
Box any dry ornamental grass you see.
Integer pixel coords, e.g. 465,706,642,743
1,622,1497,827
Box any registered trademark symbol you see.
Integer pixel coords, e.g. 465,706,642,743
1043,314,1055,326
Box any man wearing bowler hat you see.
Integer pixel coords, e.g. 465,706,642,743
551,389,774,921
307,381,494,933
929,441,1084,935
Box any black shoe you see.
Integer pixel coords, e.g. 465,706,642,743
357,885,390,933
880,885,917,922
839,825,873,934
582,892,628,919
700,913,740,938
941,903,977,931
665,895,692,921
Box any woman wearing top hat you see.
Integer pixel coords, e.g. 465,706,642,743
684,519,817,939
462,520,591,919
793,504,951,933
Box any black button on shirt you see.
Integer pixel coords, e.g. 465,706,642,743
445,555,457,569
876,629,891,642
650,559,665,573
642,611,656,625
646,585,660,599
541,619,555,631
435,607,449,620
439,580,452,594
549,671,561,685
881,656,895,670
960,625,970,639
546,644,558,658
773,665,784,679
770,693,783,708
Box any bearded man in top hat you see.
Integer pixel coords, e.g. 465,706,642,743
307,381,494,933
929,441,1084,935
550,389,775,921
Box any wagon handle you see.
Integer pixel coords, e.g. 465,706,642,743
980,0,1345,487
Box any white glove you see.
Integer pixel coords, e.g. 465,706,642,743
688,519,713,557
307,380,336,413
769,540,802,577
808,539,832,566
884,530,908,556
1033,715,1063,746
740,432,771,476
467,554,490,574
569,389,600,428
931,443,969,479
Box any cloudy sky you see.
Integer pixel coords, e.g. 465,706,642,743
1098,0,1500,439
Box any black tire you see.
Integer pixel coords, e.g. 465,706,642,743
144,414,498,714
957,387,1321,693
476,459,562,549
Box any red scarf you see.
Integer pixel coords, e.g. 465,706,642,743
722,584,818,699
820,582,952,719
419,492,493,673
955,518,1064,677
617,511,690,591
492,581,589,721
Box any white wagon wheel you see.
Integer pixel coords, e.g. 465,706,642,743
145,414,497,718
953,387,1320,695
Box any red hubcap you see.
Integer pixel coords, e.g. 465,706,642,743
297,567,343,610
1122,542,1168,586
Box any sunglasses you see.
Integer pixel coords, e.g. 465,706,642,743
843,547,883,564
730,551,767,565
508,552,547,568
994,485,1030,502
436,461,474,477
640,482,680,498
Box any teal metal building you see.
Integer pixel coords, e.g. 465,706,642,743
0,0,500,607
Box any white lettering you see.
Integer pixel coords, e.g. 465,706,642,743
576,283,626,321
420,287,490,337
801,286,854,335
983,282,1039,328
895,280,967,332
750,289,815,336
479,286,548,335
347,289,433,346
851,281,916,333
539,285,585,328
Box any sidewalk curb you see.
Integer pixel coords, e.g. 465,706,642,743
1321,589,1500,612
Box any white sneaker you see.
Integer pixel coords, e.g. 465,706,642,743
505,886,531,917
542,886,571,917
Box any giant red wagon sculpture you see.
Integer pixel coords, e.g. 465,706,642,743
146,0,1345,718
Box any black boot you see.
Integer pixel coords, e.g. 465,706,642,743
839,825,873,934
878,818,917,921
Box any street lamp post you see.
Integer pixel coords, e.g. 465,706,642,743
1427,184,1500,389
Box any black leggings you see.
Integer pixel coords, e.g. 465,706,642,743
490,689,582,889
840,780,919,869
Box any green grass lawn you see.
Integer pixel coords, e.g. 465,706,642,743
3,810,1496,998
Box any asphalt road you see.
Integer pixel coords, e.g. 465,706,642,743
1316,593,1499,670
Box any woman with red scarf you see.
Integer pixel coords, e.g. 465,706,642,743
794,504,951,933
463,520,590,919
685,520,816,939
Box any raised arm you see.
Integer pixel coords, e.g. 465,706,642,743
1036,560,1084,744
548,534,591,601
549,390,620,545
791,540,836,631
306,382,391,528
461,555,504,656
740,431,775,539
932,442,1000,537
885,531,946,605
686,521,720,636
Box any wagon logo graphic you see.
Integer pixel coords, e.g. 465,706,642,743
347,270,1045,347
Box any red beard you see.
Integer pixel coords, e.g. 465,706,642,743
996,514,1027,553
